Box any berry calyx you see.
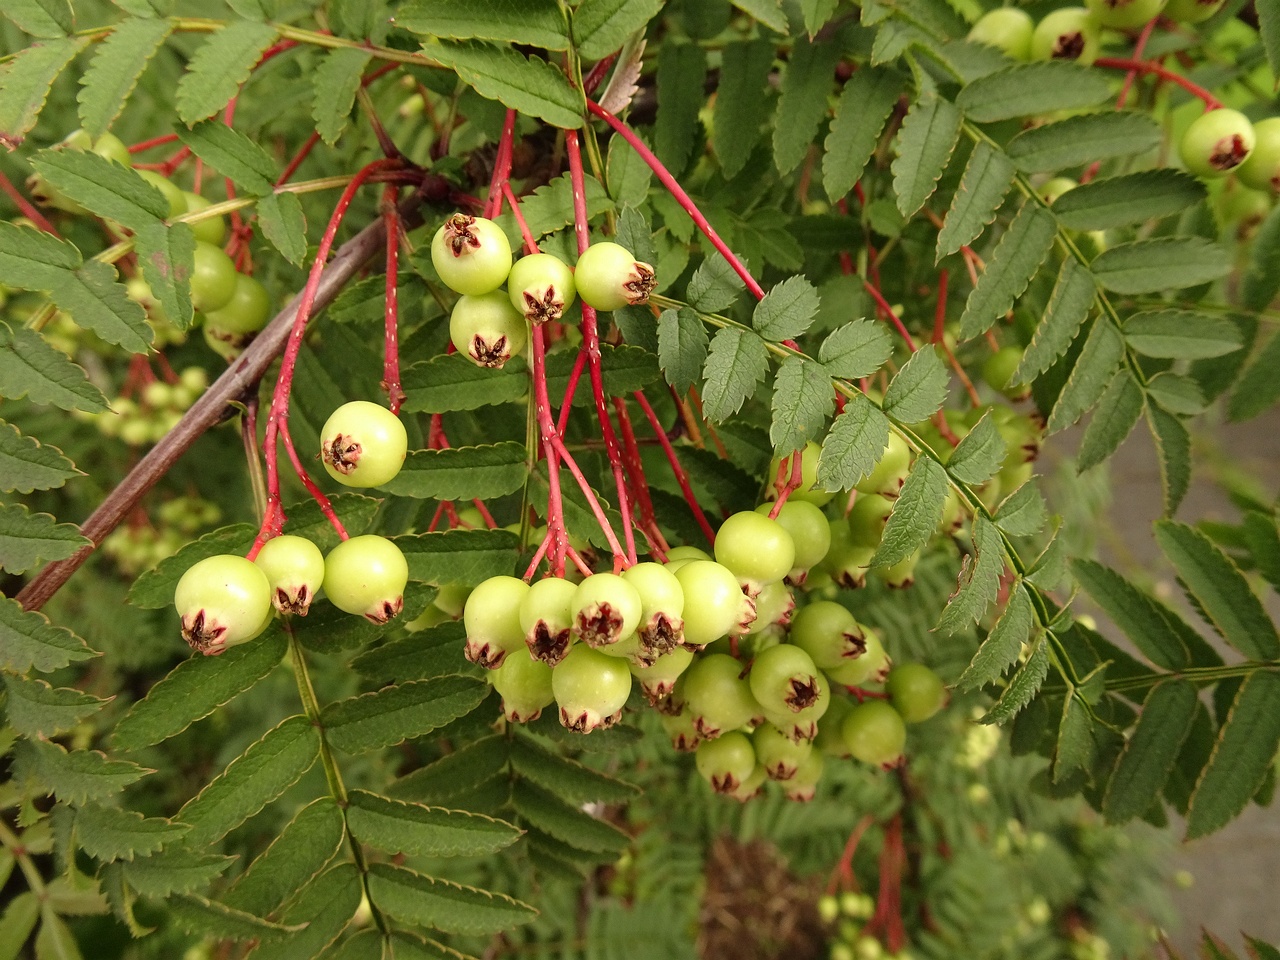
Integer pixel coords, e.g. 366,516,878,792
629,646,694,703
463,575,530,668
174,554,273,656
783,750,825,802
842,700,907,769
825,628,892,687
661,706,701,752
573,241,656,310
253,535,324,615
507,253,576,324
753,722,814,781
570,572,643,648
1180,108,1255,178
695,730,756,794
321,535,408,623
449,290,528,369
621,561,685,659
749,643,823,714
762,670,830,742
885,663,948,723
519,576,578,666
491,646,554,723
789,600,868,670
552,643,632,733
319,400,408,489
431,214,512,296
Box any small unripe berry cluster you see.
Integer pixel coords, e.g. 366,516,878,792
103,496,220,576
819,893,915,960
429,213,655,370
77,367,209,447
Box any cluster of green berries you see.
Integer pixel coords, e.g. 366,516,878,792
968,0,1226,66
75,367,209,447
103,496,221,576
27,129,273,362
171,397,410,653
458,428,987,802
819,892,911,960
429,212,656,368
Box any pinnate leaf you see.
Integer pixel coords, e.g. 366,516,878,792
0,501,90,575
112,625,287,751
175,20,279,124
870,457,948,568
11,739,150,806
1146,402,1190,517
882,347,948,425
223,798,345,916
936,140,1014,262
429,41,582,129
53,261,153,353
248,863,363,960
1091,238,1231,295
818,320,891,380
1123,310,1242,360
0,36,87,147
1076,369,1143,473
0,595,95,674
1015,258,1096,383
700,327,769,422
753,276,820,341
512,780,630,853
346,790,521,858
510,735,640,804
958,203,1057,340
712,39,776,180
397,0,569,50
165,894,301,943
572,0,661,60
772,38,840,176
312,48,372,146
995,481,1048,537
956,61,1109,122
1103,680,1198,825
367,863,536,936
1052,169,1206,232
1005,111,1161,172
770,356,833,455
1046,320,1124,433
75,806,188,862
817,392,892,492
891,93,962,219
175,716,320,846
0,420,80,494
386,443,528,501
824,66,904,202
394,529,520,586
1187,671,1280,839
4,0,73,37
77,17,171,138
323,676,489,754
937,516,1006,635
0,220,81,289
957,584,1034,689
688,254,746,313
982,638,1049,725
947,409,1005,485
175,120,275,194
257,192,308,266
117,848,234,897
2,674,104,737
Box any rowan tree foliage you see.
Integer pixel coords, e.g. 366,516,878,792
2,1,1280,959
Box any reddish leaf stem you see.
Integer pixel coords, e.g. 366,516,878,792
768,451,804,519
1116,19,1159,109
1094,56,1222,109
277,131,321,186
530,324,572,577
0,169,59,235
127,132,180,154
862,277,916,352
501,181,539,255
381,185,406,414
566,129,637,565
587,100,765,302
485,110,518,220
634,391,716,548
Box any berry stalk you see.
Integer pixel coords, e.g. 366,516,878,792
633,390,717,547
1093,56,1222,109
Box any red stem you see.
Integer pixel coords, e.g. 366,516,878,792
128,132,180,154
0,169,59,235
1093,57,1222,109
1115,20,1158,109
566,129,637,566
277,131,321,186
634,391,716,548
768,451,804,519
530,325,571,577
502,182,539,255
587,100,765,302
612,395,667,559
381,185,406,414
250,158,401,555
862,278,917,352
485,110,518,220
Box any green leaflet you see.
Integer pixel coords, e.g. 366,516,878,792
0,220,81,289
397,0,568,49
76,17,172,138
384,443,528,501
426,40,583,129
257,192,308,265
0,501,90,576
1046,319,1124,433
1228,330,1280,422
946,409,1006,486
3,0,73,37
1051,169,1206,232
349,621,477,685
957,584,1033,690
54,261,153,353
512,780,630,854
658,307,710,393
1075,369,1143,473
958,203,1057,340
175,716,320,846
0,892,39,960
509,735,640,804
730,0,788,32
112,625,287,751
824,66,904,202
688,255,746,314
1053,694,1095,784
1187,671,1280,839
175,120,276,194
1014,257,1095,384
654,41,707,178
817,392,892,492
772,38,840,176
322,676,489,753
1242,204,1280,312
2,674,105,737
956,61,1110,123
1123,310,1242,360
1154,521,1280,661
393,528,521,586
753,275,821,341
0,595,96,674
175,20,280,124
118,847,234,898
9,739,150,806
1145,403,1190,517
572,0,662,60
223,798,345,916
700,327,769,422
312,48,371,145
818,320,892,380
935,140,1015,262
367,863,537,936
1091,238,1232,295
388,735,511,805
1005,111,1161,172
346,790,522,858
994,481,1048,538
891,92,963,219
606,130,653,209
713,39,776,180
492,172,613,247
1103,680,1198,825
870,456,948,568
770,356,833,455
247,863,363,960
882,346,948,425
165,894,302,943
981,637,1049,725
0,36,88,146
1072,558,1192,671
74,806,188,862
936,516,1005,635
134,221,195,331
